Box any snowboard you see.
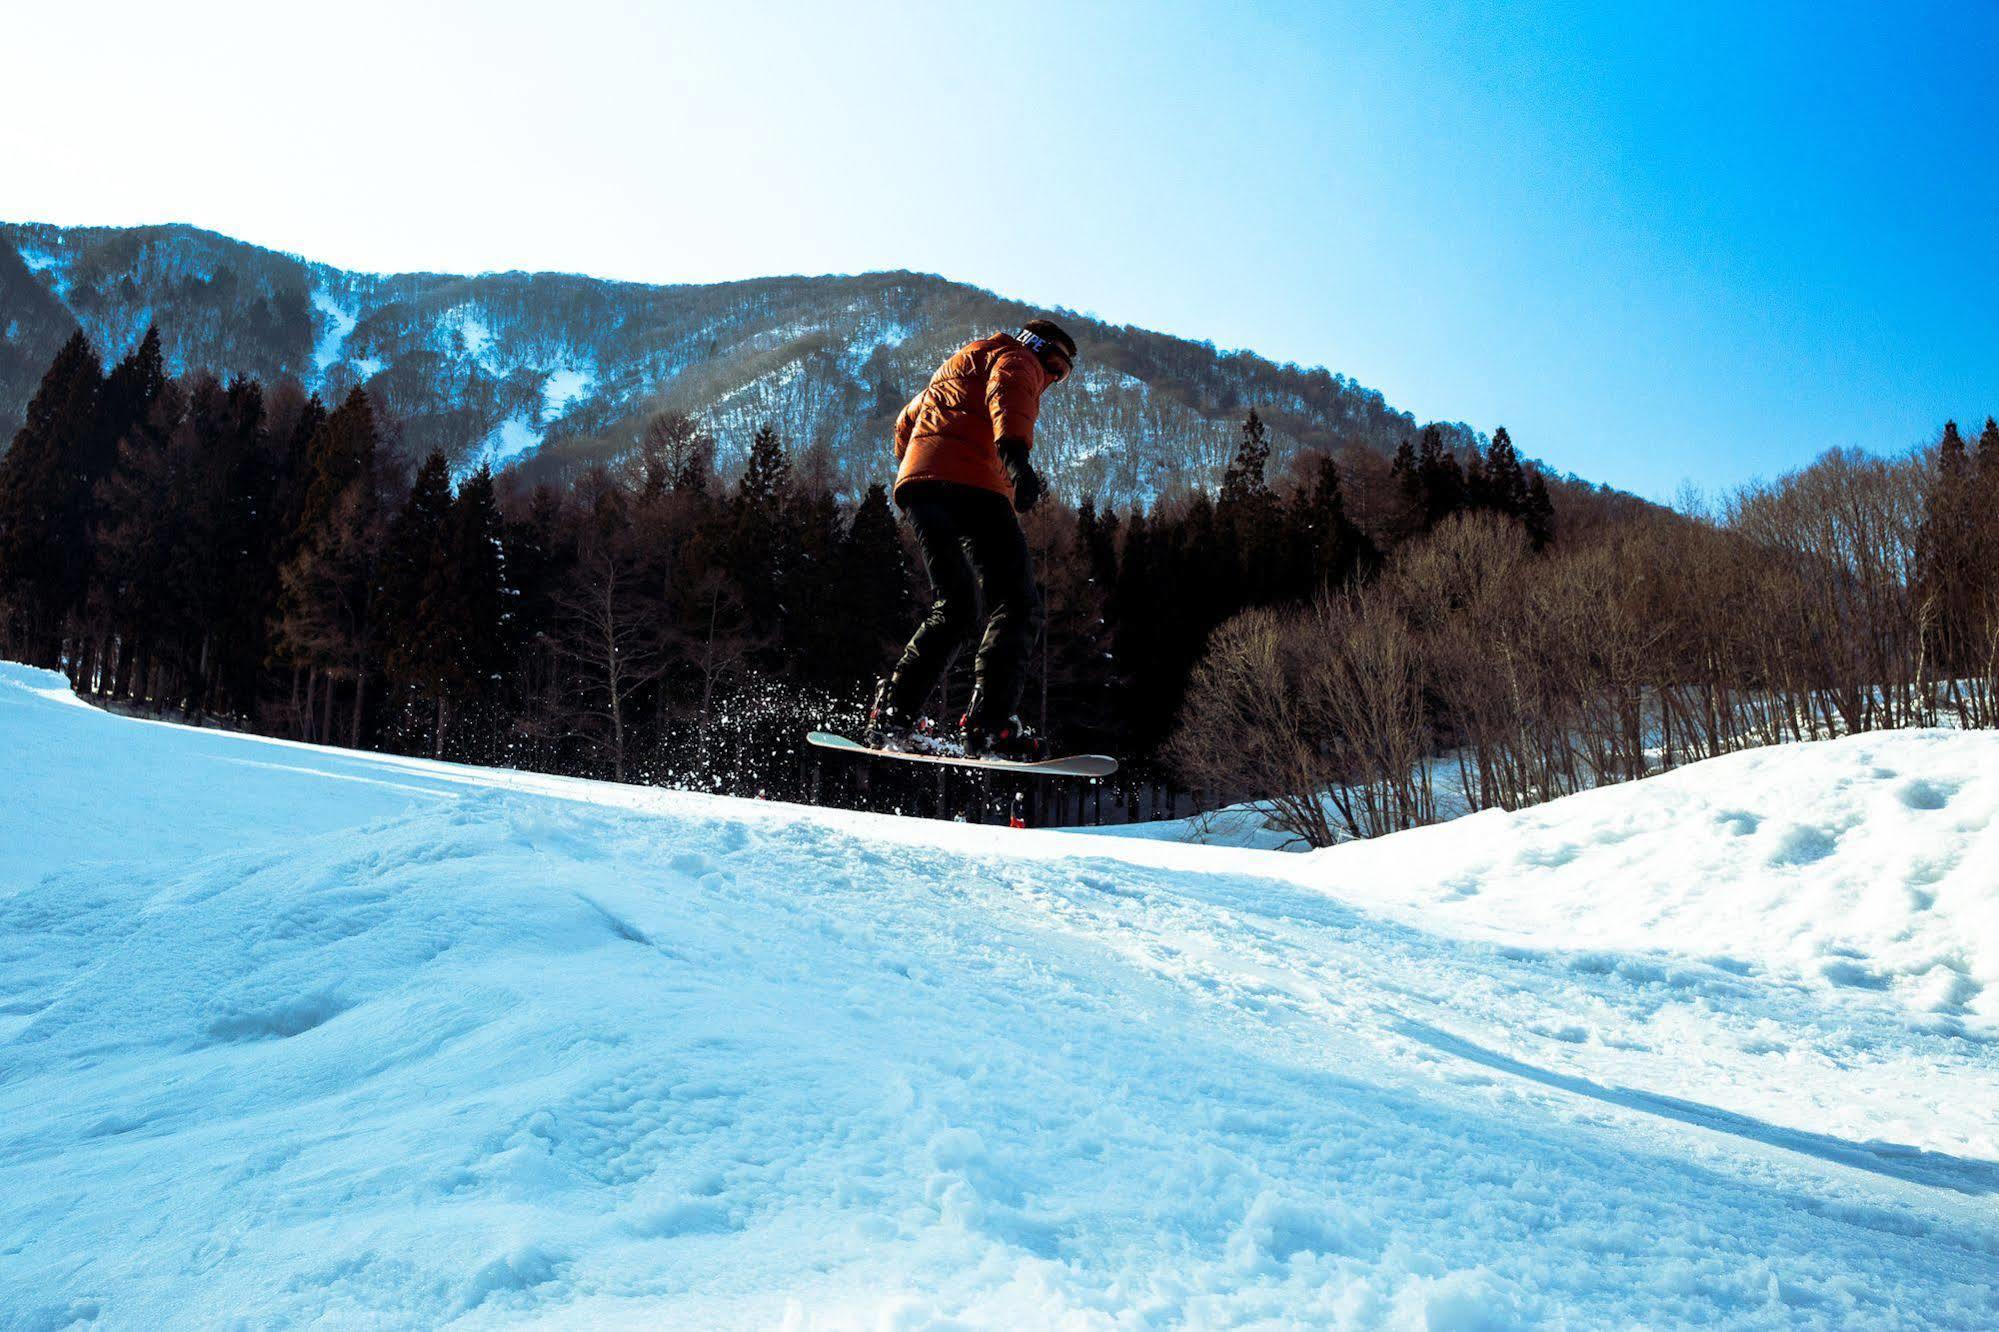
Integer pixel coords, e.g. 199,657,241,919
807,731,1118,778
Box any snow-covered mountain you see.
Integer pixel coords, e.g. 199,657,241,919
3,659,1994,1325
0,222,1464,501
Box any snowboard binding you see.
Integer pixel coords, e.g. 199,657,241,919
960,712,1046,762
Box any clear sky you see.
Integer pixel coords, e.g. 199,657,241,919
2,0,1993,499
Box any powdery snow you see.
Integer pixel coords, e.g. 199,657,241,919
0,661,1995,1328
445,306,500,375
309,289,359,377
540,366,596,423
460,414,544,479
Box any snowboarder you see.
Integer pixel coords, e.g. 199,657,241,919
868,319,1078,758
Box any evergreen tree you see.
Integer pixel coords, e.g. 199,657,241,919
1387,436,1424,542
208,377,280,714
278,387,385,745
92,376,191,699
1483,426,1529,518
729,422,799,655
0,330,104,663
736,422,791,512
1219,408,1272,505
1389,437,1417,487
1939,419,1969,474
837,482,914,673
99,327,167,459
1288,454,1376,594
1217,409,1287,603
1463,449,1491,513
1917,422,1977,676
1414,425,1466,529
275,392,328,562
76,329,173,692
1522,470,1556,552
1031,505,1116,745
442,465,512,756
381,450,457,749
1086,504,1120,592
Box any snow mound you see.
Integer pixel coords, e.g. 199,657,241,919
1,662,1995,1327
1318,730,1999,1028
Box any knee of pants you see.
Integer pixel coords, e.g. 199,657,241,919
928,596,980,645
988,582,1041,642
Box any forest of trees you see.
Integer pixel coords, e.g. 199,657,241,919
1173,420,1999,846
0,326,1576,823
10,324,1983,841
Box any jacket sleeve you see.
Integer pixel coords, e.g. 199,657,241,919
986,346,1045,446
894,392,920,461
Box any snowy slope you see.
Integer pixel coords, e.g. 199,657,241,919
1,662,1995,1329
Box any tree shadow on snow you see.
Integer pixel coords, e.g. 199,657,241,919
1396,1019,1999,1197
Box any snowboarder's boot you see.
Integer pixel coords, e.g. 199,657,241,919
960,703,1046,762
865,678,914,749
867,678,952,753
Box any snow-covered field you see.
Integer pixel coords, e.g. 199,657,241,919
2,662,1995,1328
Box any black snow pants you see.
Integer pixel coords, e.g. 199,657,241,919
889,480,1041,725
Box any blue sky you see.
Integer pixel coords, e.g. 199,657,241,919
1,0,1992,499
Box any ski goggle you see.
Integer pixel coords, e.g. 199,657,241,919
1017,329,1075,378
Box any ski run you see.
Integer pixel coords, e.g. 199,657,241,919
1,660,1995,1328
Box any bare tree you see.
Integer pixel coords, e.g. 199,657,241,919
552,532,667,782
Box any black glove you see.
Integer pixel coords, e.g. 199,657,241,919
997,437,1043,513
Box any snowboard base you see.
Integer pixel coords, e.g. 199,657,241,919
807,731,1118,778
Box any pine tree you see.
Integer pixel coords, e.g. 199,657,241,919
0,330,105,664
208,377,280,715
736,422,791,513
275,392,328,562
1219,408,1272,505
277,387,384,745
1463,449,1491,513
380,450,456,749
1086,504,1120,592
1918,422,1977,678
1031,504,1116,744
1483,426,1529,518
442,465,511,757
92,376,190,699
75,329,172,692
1289,454,1376,594
729,422,799,656
1414,425,1465,529
1522,470,1555,552
837,481,914,674
171,373,247,712
99,327,167,460
1939,419,1969,475
1387,436,1424,543
1389,437,1417,487
1218,409,1287,604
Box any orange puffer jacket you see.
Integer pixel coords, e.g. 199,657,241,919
894,333,1050,502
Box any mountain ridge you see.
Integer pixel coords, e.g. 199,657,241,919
1,219,1479,504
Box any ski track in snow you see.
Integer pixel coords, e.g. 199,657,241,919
0,663,1995,1328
